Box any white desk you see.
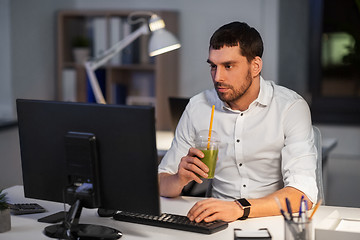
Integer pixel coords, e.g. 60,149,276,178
156,131,174,157
3,185,360,240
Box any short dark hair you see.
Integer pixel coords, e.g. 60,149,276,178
209,22,263,62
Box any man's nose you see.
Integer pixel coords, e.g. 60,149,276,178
214,68,224,82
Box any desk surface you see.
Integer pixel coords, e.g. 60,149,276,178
3,185,360,240
156,131,174,156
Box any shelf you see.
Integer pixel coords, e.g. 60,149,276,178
63,62,155,71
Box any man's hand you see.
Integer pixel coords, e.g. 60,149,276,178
187,198,242,223
176,147,209,186
158,147,210,197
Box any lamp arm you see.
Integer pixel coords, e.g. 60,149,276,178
84,24,149,104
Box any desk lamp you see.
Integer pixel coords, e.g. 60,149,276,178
84,12,181,104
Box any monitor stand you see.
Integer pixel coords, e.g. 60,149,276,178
44,199,122,239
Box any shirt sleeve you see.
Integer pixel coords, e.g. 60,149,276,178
281,99,318,203
158,101,196,175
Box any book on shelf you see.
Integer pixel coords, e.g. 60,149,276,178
92,17,107,59
112,83,127,105
139,32,151,64
121,18,134,65
62,68,76,102
86,69,106,103
109,17,123,65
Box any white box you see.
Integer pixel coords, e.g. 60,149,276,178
315,210,360,240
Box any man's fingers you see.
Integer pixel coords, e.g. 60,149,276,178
185,160,208,178
179,167,204,184
187,199,240,223
186,148,209,172
179,150,209,178
187,147,204,157
187,199,214,221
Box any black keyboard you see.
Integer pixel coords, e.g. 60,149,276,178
113,211,228,234
9,203,46,215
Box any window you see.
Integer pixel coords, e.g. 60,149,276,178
309,0,360,124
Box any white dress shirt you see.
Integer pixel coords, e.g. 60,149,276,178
158,77,318,203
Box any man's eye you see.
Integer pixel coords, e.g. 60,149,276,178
209,64,216,70
225,65,232,69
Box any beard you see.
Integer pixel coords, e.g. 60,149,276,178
214,70,253,104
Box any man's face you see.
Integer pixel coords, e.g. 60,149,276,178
207,45,253,106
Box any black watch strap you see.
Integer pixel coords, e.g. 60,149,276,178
239,206,250,220
235,198,251,220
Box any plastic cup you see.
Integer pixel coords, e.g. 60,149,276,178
195,130,220,179
284,217,313,240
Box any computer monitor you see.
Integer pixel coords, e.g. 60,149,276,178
16,99,160,239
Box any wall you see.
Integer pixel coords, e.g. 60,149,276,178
0,127,22,189
278,0,310,98
0,0,13,119
11,0,74,102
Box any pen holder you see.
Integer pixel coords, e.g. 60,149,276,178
284,217,312,240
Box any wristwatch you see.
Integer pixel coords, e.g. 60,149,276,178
235,198,251,220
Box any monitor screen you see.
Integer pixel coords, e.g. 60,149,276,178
16,99,160,216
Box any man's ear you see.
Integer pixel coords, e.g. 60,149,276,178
251,56,263,77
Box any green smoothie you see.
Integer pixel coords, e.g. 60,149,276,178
200,149,218,179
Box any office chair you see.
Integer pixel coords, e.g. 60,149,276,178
168,97,190,133
205,126,326,205
313,126,325,205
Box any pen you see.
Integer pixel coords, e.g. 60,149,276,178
298,195,304,216
285,198,293,221
274,197,290,221
309,199,322,220
300,200,307,223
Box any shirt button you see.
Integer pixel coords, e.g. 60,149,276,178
239,163,243,167
241,113,243,116
243,184,246,188
236,139,240,143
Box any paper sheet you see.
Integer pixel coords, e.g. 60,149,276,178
335,219,360,233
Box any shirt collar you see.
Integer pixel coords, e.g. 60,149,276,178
256,76,272,107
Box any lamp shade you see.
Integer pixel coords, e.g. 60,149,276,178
149,29,181,57
148,14,180,57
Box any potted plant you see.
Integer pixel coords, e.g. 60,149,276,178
72,35,91,64
0,189,11,233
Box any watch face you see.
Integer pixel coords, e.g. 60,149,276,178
238,198,251,207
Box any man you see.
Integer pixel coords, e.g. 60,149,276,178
158,22,317,223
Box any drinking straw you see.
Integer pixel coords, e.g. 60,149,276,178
207,105,215,150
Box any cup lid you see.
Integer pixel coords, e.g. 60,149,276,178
195,130,220,143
